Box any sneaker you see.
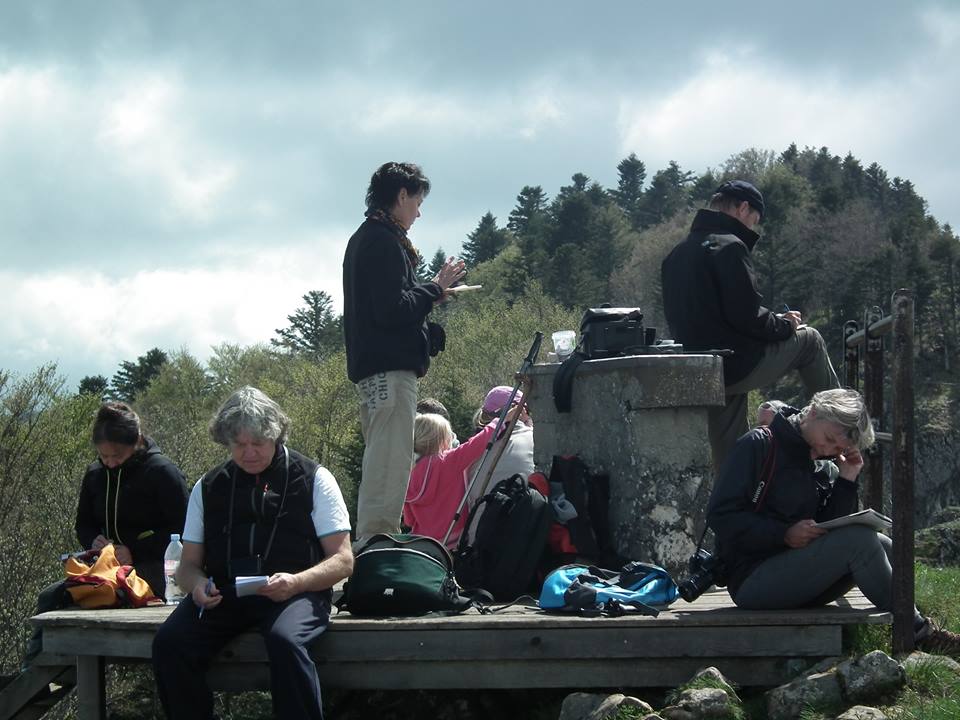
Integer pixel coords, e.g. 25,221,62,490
915,618,960,658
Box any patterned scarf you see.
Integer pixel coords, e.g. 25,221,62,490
365,207,421,267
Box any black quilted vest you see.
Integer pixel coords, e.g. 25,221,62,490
201,445,322,588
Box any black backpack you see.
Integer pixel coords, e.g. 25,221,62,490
453,474,551,601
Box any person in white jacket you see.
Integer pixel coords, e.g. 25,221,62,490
465,385,535,507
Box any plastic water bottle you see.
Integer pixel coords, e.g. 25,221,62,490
163,533,185,604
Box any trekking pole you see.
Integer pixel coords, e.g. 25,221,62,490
442,331,543,546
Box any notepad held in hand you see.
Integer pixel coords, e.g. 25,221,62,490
235,575,269,597
814,509,892,532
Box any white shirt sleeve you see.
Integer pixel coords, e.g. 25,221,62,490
312,466,351,538
182,480,205,543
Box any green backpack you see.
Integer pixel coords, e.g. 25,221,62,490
337,534,486,616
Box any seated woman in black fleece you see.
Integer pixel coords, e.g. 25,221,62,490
707,388,960,655
24,402,188,664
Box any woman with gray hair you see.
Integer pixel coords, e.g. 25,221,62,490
706,388,960,655
152,386,353,720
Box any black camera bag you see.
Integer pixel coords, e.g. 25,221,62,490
579,307,646,359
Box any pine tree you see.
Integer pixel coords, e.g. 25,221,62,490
508,186,547,236
864,163,890,213
78,375,109,398
461,212,509,266
110,348,168,402
642,161,694,226
427,248,446,279
610,153,647,229
272,290,343,360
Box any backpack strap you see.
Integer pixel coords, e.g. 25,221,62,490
694,425,779,551
552,350,588,413
751,426,778,511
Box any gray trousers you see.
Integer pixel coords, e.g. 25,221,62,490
733,525,923,626
709,326,840,472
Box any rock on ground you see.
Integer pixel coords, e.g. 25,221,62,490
766,668,843,720
835,706,888,720
558,692,653,720
836,650,905,703
660,687,734,720
902,650,960,676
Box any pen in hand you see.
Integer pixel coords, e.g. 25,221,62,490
198,577,213,619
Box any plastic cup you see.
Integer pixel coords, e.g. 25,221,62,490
552,330,576,360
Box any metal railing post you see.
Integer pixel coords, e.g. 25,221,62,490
844,320,860,391
863,306,885,513
891,289,916,655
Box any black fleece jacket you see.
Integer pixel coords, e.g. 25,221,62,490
343,217,443,383
706,410,859,596
661,209,793,385
75,436,188,591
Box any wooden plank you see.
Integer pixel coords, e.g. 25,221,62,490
75,657,105,720
213,625,839,663
44,623,840,668
32,591,890,632
29,653,76,668
206,656,819,690
44,628,157,659
0,666,72,720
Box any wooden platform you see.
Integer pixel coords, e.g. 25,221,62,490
27,589,891,718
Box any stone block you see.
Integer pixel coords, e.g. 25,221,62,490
528,354,723,574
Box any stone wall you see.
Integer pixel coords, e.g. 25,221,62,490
527,354,723,575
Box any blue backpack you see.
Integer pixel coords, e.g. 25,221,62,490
539,562,679,617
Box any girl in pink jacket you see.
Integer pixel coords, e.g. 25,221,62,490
404,405,519,548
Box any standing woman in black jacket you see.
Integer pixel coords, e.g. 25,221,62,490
24,402,188,664
343,162,465,543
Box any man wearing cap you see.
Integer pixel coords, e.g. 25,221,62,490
661,180,839,471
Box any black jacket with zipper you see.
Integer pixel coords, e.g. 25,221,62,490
661,209,794,385
706,410,859,596
343,217,443,383
74,436,189,593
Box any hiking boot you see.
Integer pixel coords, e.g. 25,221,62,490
915,619,960,658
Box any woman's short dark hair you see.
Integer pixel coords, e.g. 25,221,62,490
365,162,431,210
92,402,142,446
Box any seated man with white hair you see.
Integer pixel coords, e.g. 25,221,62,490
152,386,353,720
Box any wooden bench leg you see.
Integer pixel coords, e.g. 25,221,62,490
75,657,105,720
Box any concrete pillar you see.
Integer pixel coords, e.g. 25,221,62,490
527,354,724,575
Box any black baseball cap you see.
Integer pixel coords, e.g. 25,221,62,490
716,180,765,220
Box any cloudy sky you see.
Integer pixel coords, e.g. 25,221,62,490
1,1,957,388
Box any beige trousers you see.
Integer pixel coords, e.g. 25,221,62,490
355,370,418,541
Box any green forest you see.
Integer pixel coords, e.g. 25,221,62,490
2,143,958,678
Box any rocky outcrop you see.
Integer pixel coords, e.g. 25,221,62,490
915,514,960,566
765,651,904,720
